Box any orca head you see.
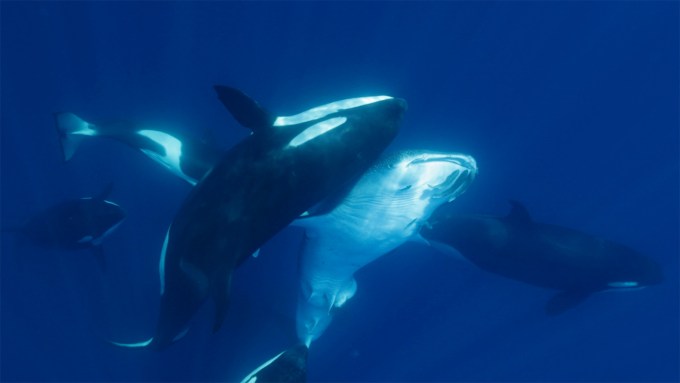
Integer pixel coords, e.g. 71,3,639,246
604,245,663,291
277,95,406,148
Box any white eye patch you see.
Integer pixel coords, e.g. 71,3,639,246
274,96,391,127
288,117,347,148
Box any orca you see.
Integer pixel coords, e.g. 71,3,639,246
114,86,406,350
54,113,223,185
3,183,125,270
237,150,477,381
420,201,664,315
239,344,308,383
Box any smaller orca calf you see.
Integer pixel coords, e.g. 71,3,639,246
421,201,664,315
54,113,223,185
3,183,126,270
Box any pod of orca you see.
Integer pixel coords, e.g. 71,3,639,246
4,84,663,382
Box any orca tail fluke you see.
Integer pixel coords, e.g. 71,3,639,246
54,112,97,161
240,344,308,383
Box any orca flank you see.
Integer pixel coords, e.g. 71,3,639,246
116,85,405,350
421,201,664,315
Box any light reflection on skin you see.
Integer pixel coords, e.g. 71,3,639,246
296,151,477,346
288,117,347,148
274,96,392,126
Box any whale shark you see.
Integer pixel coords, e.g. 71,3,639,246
3,183,125,270
420,201,664,315
54,113,223,185
238,150,477,381
113,86,406,350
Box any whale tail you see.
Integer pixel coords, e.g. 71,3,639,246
240,344,308,383
54,112,98,161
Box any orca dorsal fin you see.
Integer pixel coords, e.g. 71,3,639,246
95,182,115,200
507,200,532,224
214,85,274,132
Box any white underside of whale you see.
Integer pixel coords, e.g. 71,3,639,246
294,151,477,346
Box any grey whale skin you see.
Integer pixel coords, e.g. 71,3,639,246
121,86,405,350
3,183,125,269
421,201,663,315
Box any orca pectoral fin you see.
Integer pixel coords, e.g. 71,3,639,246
91,245,107,272
239,344,309,383
54,112,96,161
212,272,233,333
213,85,274,132
545,290,591,315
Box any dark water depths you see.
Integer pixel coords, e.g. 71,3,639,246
2,2,678,382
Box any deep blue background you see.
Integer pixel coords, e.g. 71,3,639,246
1,2,678,382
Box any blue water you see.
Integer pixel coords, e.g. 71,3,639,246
1,2,678,382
